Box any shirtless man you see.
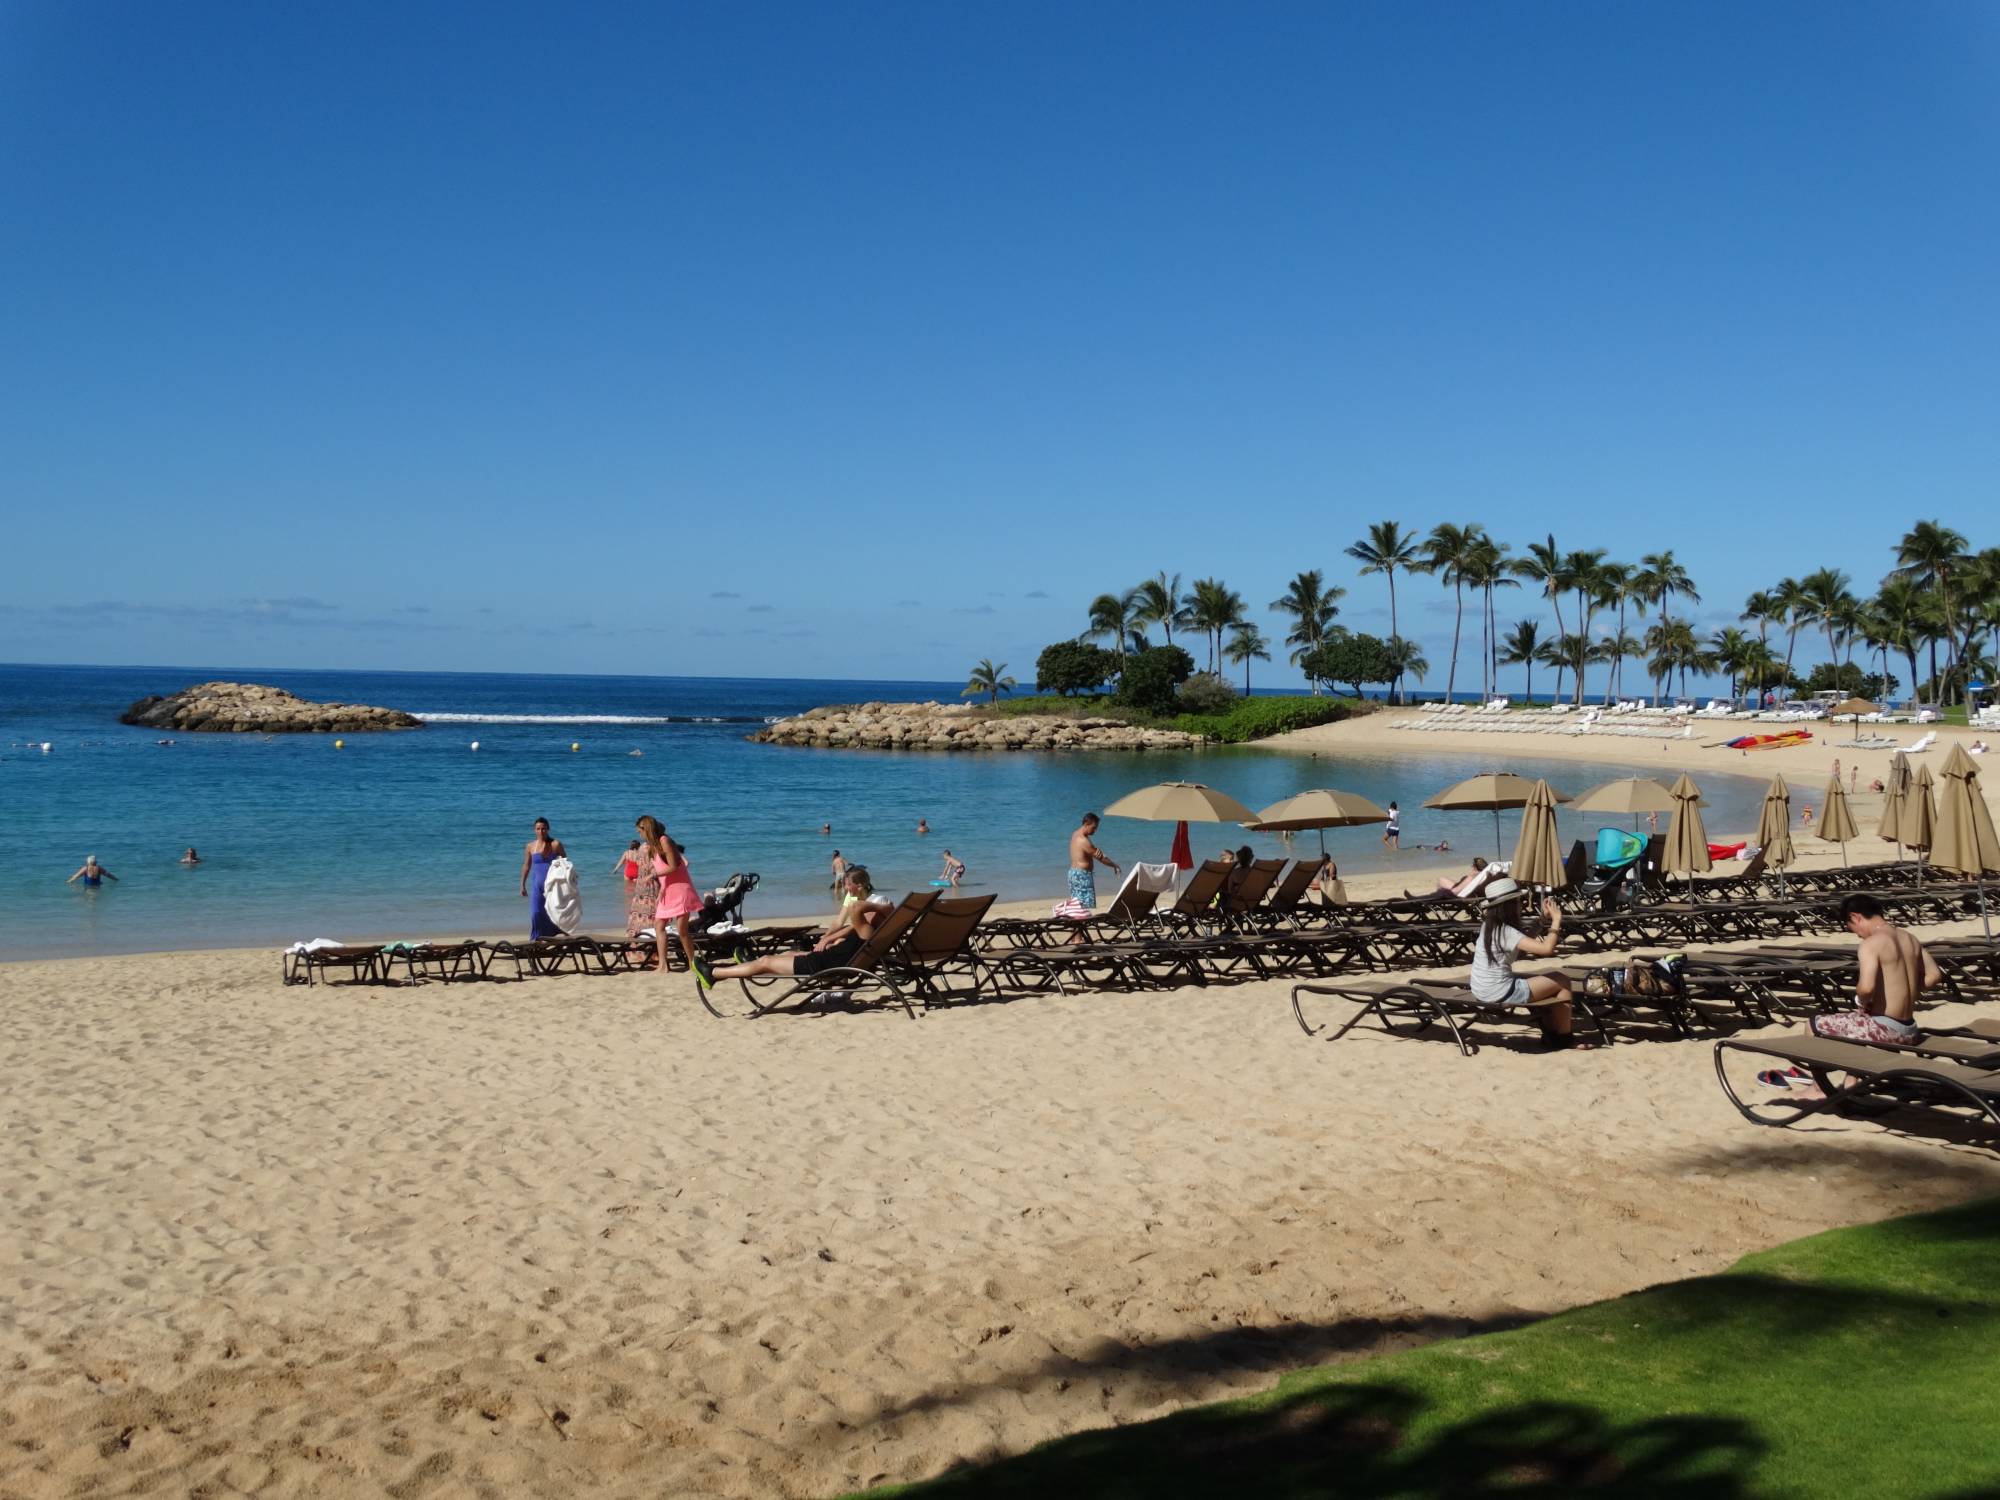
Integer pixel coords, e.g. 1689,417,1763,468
706,868,891,984
1065,813,1119,915
1811,892,1942,1044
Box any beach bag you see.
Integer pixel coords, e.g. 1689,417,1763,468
543,856,582,934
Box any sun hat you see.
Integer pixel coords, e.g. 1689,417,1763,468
1482,876,1523,908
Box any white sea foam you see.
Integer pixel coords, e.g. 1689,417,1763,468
415,713,677,725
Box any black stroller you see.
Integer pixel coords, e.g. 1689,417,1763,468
690,872,760,935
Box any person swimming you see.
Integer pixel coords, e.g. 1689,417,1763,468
67,855,117,888
180,847,201,865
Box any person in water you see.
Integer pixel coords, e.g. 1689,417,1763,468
67,855,117,887
916,818,929,835
519,818,567,940
180,847,201,865
638,814,706,981
940,849,966,887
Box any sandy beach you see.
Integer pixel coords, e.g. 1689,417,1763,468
6,709,1999,1500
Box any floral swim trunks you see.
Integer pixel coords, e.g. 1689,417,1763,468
1810,1008,1921,1045
1066,866,1097,911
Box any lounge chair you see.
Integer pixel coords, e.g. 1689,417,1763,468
1714,1034,2000,1132
282,941,388,986
1247,859,1324,929
891,893,1012,1007
1290,978,1608,1056
1158,859,1233,935
1219,857,1286,924
381,939,489,984
727,891,936,1020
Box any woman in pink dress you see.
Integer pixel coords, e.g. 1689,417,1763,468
637,814,705,981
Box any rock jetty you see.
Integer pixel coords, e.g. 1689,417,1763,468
120,682,424,734
750,701,1204,752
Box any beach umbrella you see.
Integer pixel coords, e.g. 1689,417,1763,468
1879,751,1912,860
1247,788,1389,855
1509,779,1567,890
1929,742,2000,936
1819,774,1859,867
1423,772,1571,857
1663,772,1712,893
1755,774,1794,892
1828,696,1878,725
1905,764,1937,883
1569,777,1677,817
1103,781,1258,825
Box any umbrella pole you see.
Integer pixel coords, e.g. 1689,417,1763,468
1493,808,1503,859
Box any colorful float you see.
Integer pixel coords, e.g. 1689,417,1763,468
1724,730,1812,751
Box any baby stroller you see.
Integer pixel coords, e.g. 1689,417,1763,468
1579,828,1649,910
690,872,760,935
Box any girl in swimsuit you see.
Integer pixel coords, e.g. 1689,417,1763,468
637,814,706,983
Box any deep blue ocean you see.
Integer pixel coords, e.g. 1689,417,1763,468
0,663,1774,959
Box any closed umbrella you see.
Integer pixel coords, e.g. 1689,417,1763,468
1906,764,1937,884
1247,788,1390,856
1663,772,1712,893
1819,774,1859,867
1424,772,1571,857
1930,742,2000,936
1755,774,1794,893
1509,779,1567,890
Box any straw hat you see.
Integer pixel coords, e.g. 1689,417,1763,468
1482,876,1524,908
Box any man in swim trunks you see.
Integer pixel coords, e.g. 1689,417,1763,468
1065,812,1119,914
1810,892,1941,1045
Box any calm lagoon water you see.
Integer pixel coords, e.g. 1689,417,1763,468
1,663,1773,959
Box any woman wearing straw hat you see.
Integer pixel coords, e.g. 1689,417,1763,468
1470,877,1586,1049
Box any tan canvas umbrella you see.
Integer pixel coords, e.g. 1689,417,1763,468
1103,781,1258,825
1828,696,1878,721
1819,774,1859,866
1879,751,1912,852
1906,765,1937,854
1509,779,1567,889
1424,772,1571,856
1248,789,1389,855
1569,777,1677,816
1663,772,1712,891
1930,742,2000,935
1755,774,1794,888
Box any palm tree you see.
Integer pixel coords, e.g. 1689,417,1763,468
1636,550,1700,630
1499,619,1543,703
1186,578,1245,673
1740,590,1782,701
1459,535,1516,700
1736,638,1781,705
1345,522,1421,702
1383,635,1428,692
1130,571,1189,649
1546,632,1591,701
1561,549,1608,703
1225,622,1272,694
1709,626,1754,704
1597,632,1643,705
1414,523,1483,702
1799,568,1856,679
961,659,1016,704
1268,570,1344,690
1513,534,1571,654
1773,576,1810,686
1085,589,1140,660
1872,575,1928,706
1590,560,1633,700
1894,520,1970,700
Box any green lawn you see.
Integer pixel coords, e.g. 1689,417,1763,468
851,1196,2000,1499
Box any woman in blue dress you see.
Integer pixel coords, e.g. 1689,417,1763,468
518,818,567,939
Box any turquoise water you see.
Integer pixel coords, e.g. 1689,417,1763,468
1,663,1773,959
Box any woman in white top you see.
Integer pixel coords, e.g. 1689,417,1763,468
1468,877,1583,1047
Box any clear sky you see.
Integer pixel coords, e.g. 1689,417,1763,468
4,1,1996,688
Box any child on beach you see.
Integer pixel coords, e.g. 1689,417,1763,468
637,814,706,982
1382,803,1401,850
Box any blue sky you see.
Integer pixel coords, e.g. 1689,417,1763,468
3,1,1996,689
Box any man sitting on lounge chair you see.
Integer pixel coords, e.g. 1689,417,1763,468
1409,856,1492,901
699,867,891,989
1813,893,1940,1044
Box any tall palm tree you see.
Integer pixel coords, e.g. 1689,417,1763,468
1186,578,1245,673
1561,549,1608,703
1736,638,1781,704
1458,535,1516,700
1414,523,1483,702
1268,570,1344,690
1345,522,1421,702
1225,622,1271,694
1085,589,1140,660
1636,550,1700,630
1546,632,1590,702
961,659,1016,704
1773,576,1810,687
1871,575,1928,707
1513,534,1571,653
1740,590,1782,698
1709,626,1754,704
1499,618,1542,703
1130,571,1189,649
1894,520,1970,700
1799,567,1856,679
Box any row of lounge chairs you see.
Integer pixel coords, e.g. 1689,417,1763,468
281,921,820,986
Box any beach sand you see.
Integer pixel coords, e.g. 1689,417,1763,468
5,719,1998,1498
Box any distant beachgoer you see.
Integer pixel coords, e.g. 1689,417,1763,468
707,870,892,984
941,849,965,887
519,819,566,939
1413,856,1488,901
1646,811,1659,834
1831,758,1842,785
1313,856,1348,906
1471,879,1586,1048
1382,803,1401,850
1224,843,1257,904
638,814,706,982
821,822,832,836
1870,777,1886,792
1802,806,1816,827
67,855,116,888
617,839,660,942
1972,740,1989,756
1850,764,1860,790
180,847,200,865
1059,813,1119,920
829,849,848,906
916,818,929,835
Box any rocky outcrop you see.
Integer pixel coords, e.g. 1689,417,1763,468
120,682,423,734
749,701,1204,752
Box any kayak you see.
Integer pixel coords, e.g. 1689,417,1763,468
1726,730,1812,751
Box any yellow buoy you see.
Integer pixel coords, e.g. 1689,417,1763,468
334,739,345,749
571,741,580,752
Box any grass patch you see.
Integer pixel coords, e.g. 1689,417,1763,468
851,1196,2000,1499
980,694,1369,743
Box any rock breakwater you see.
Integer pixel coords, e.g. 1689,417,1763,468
121,682,424,734
750,701,1203,752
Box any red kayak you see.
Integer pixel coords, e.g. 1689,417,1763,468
1726,730,1812,751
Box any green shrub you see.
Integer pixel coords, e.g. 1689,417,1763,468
1167,695,1361,743
1175,672,1238,715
